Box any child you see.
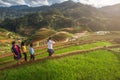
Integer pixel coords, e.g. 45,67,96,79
11,41,22,64
29,43,35,61
21,42,27,61
47,37,55,56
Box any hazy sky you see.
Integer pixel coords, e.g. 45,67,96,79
0,0,120,7
79,0,120,7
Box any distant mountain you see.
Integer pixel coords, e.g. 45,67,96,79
0,0,120,35
9,5,29,10
100,4,120,18
0,1,119,19
0,1,94,19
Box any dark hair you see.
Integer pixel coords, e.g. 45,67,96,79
12,41,15,45
21,41,25,47
47,37,52,42
30,43,33,47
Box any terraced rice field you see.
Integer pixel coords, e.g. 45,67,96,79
0,40,120,80
0,41,111,69
0,50,120,80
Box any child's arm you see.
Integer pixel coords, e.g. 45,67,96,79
52,40,55,44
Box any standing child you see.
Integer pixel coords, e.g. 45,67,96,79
21,42,27,62
29,43,35,61
11,41,22,64
47,37,55,56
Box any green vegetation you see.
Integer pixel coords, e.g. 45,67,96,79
0,28,24,54
0,28,13,54
31,28,56,42
2,1,120,36
0,56,13,62
0,1,120,80
26,28,73,44
0,42,111,67
0,41,111,64
0,28,9,39
111,48,120,52
60,27,87,33
52,31,73,41
0,1,120,39
36,41,111,58
0,50,120,80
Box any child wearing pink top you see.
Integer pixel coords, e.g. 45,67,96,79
11,41,22,64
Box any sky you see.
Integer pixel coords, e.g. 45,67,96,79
0,0,120,7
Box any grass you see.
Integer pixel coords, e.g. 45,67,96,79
37,41,111,58
111,48,120,52
32,29,56,42
0,56,13,62
0,50,120,80
0,41,111,66
0,42,11,54
0,46,10,54
52,32,73,41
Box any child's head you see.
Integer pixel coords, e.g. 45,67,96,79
47,37,52,42
30,43,33,47
49,37,52,40
21,41,25,46
12,41,16,45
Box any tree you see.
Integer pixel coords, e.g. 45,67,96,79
27,13,43,27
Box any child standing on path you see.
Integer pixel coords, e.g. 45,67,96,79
47,37,55,56
11,41,22,64
21,42,27,62
29,43,35,61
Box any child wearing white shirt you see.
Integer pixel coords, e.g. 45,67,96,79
29,43,35,60
47,37,55,56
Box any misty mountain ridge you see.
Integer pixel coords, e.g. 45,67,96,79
9,5,29,9
100,3,120,18
0,0,119,18
0,0,120,35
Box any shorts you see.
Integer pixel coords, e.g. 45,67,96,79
47,49,54,55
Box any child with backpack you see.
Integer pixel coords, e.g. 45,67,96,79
11,41,22,64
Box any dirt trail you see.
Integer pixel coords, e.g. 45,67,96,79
0,41,74,58
0,45,120,71
0,39,12,43
0,43,77,65
0,31,88,58
0,52,12,58
0,39,89,58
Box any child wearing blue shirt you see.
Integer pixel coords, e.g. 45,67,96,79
29,43,35,61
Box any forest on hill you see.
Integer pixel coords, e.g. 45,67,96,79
0,1,120,80
0,1,120,36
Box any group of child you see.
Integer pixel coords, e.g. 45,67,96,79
11,37,54,64
11,41,35,64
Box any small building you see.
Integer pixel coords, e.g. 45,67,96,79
95,31,110,35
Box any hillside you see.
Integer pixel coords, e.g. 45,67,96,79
0,34,120,80
0,27,120,80
100,4,120,18
0,28,23,54
0,1,120,80
99,4,120,31
1,50,120,80
0,1,120,36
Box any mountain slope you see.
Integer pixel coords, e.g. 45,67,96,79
0,0,120,35
100,4,120,18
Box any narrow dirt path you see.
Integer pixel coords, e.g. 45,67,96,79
0,39,94,58
1,45,120,71
0,41,75,58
